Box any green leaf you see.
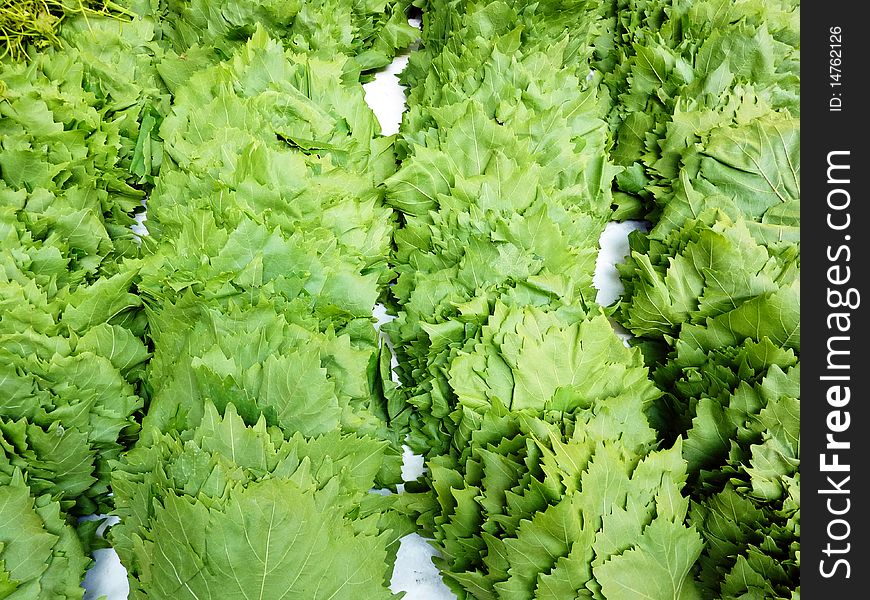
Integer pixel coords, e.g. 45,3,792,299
112,402,405,600
595,519,703,600
61,270,141,334
0,473,89,599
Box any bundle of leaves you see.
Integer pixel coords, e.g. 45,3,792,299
609,0,802,406
605,1,801,596
137,297,404,481
152,0,418,75
91,11,419,593
0,252,147,515
0,13,169,520
639,283,800,598
0,0,135,61
603,0,799,210
406,396,702,600
134,210,388,361
394,301,683,599
399,0,614,117
681,359,800,598
644,111,799,241
618,210,799,348
383,0,622,456
444,303,661,445
147,27,396,280
0,14,168,274
614,171,801,599
111,402,413,600
130,30,405,457
0,470,91,599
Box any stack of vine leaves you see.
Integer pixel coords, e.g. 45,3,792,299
1,0,419,597
0,0,799,599
390,0,799,598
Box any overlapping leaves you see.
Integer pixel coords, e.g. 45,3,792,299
4,2,418,595
156,0,418,73
408,392,702,600
133,29,404,454
111,403,411,600
0,471,91,599
0,14,160,519
384,0,621,456
607,1,801,597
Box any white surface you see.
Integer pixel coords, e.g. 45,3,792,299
593,220,645,307
364,54,412,137
390,536,454,598
82,548,128,600
594,220,647,345
362,16,420,137
81,25,643,599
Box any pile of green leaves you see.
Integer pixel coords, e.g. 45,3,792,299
154,0,419,74
383,1,801,598
0,8,169,591
380,1,717,597
103,1,421,595
442,303,660,437
0,10,171,512
2,0,418,596
0,471,91,599
1,0,803,597
399,305,708,598
133,28,405,455
414,404,701,600
606,0,801,596
604,0,799,205
383,0,622,456
0,264,146,516
111,403,412,599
